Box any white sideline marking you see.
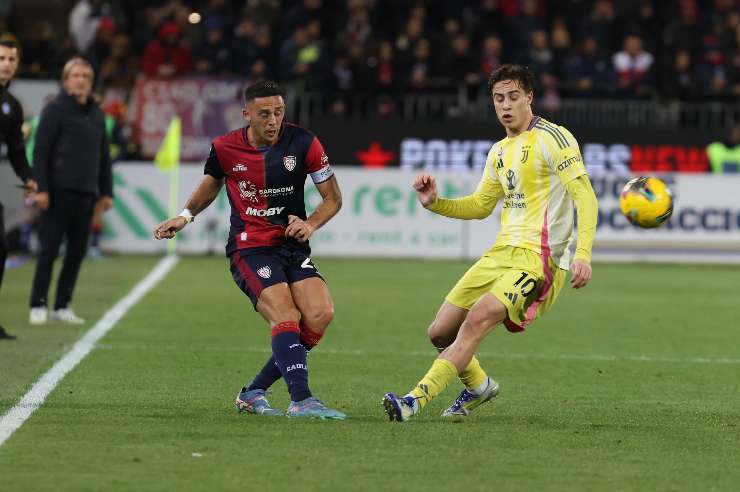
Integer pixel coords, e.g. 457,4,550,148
95,344,740,365
0,255,179,448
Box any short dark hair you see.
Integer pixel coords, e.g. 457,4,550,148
0,35,20,56
487,64,535,95
243,80,285,104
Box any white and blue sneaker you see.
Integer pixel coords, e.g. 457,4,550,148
235,389,284,416
382,392,418,422
441,378,500,418
286,397,346,420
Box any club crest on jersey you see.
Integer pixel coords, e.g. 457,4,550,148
232,163,247,172
257,266,272,279
506,169,516,190
283,155,297,171
520,145,531,163
239,180,258,203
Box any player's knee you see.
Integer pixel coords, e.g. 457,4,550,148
463,305,505,340
427,320,452,348
305,304,334,331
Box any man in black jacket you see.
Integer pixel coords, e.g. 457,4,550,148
0,37,37,340
29,57,113,325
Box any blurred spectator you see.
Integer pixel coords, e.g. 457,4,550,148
370,40,399,94
509,0,545,60
661,49,698,100
283,0,331,37
663,0,701,53
88,16,117,76
69,0,103,54
280,19,327,90
405,38,434,92
707,126,740,173
98,34,137,89
470,0,508,43
141,21,193,77
564,35,614,96
21,21,66,78
193,18,230,75
612,34,654,97
694,16,731,97
442,33,480,90
69,0,125,55
338,4,372,48
525,30,554,82
480,35,504,81
395,16,425,68
624,1,661,53
581,0,618,55
550,19,571,80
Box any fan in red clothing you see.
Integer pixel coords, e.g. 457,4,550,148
153,81,345,420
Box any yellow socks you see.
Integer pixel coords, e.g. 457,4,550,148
407,358,458,409
459,356,487,391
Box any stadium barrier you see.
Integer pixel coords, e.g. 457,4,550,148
104,164,740,263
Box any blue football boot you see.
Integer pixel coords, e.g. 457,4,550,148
235,389,284,416
441,378,500,418
381,392,418,422
286,397,346,420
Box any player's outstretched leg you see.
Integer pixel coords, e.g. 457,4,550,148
383,293,506,422
427,302,499,418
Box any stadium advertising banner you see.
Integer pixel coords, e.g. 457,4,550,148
130,77,244,161
310,118,715,175
106,164,740,262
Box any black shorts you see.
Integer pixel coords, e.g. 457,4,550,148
229,243,324,309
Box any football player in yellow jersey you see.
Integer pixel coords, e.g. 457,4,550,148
382,64,599,422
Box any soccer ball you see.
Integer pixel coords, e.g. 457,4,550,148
619,176,674,228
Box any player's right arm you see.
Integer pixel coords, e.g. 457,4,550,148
414,165,503,220
153,145,225,240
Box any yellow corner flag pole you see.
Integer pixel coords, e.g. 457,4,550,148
154,117,181,256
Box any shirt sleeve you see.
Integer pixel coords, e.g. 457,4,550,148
427,159,504,220
32,101,63,192
305,136,334,184
203,144,225,179
545,125,588,186
98,119,113,197
564,175,599,263
6,99,32,182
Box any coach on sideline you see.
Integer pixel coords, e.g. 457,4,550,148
0,36,37,340
28,57,113,325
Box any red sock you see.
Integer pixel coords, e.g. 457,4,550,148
299,322,324,350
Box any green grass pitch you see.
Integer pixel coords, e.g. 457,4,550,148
1,256,739,491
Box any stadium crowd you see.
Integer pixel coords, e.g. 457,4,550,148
5,0,740,104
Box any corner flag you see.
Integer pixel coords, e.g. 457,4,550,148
154,117,181,172
155,117,182,255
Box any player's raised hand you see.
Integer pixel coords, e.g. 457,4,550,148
413,173,438,207
570,259,592,289
153,217,188,240
285,214,315,243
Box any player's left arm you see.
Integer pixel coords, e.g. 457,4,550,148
565,176,598,289
549,127,599,289
285,136,342,243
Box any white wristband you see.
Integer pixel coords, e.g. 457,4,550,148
179,208,194,223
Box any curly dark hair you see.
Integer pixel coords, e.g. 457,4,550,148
487,64,535,95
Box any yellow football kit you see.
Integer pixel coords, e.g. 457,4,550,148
428,116,598,330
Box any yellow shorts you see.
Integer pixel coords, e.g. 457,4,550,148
445,246,566,332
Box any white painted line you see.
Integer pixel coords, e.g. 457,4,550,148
0,255,179,448
95,343,740,365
